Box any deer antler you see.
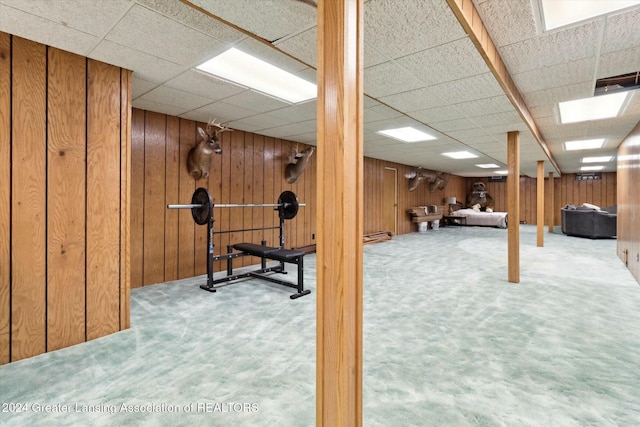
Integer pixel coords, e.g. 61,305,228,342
206,118,233,136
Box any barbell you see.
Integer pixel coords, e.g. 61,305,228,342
167,188,305,225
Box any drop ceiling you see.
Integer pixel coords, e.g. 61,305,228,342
1,0,639,177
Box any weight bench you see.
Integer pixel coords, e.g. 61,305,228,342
200,242,310,299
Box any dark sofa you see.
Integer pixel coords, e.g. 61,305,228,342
561,204,617,239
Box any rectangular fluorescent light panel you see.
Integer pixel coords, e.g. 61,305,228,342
559,92,627,124
495,170,508,175
197,48,317,103
564,139,605,151
442,151,478,159
541,0,640,31
376,127,436,142
580,165,605,171
582,156,612,163
476,163,500,168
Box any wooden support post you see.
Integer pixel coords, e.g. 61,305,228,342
507,131,520,283
547,172,554,233
316,1,364,426
537,160,544,247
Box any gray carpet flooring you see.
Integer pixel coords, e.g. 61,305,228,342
1,225,639,426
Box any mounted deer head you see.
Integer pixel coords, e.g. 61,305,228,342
285,145,315,184
187,118,232,180
405,167,449,192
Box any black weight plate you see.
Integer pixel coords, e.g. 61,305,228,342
191,187,212,225
278,191,299,220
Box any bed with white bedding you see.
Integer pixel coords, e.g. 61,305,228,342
449,208,508,228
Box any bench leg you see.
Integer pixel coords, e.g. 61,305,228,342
290,256,310,299
226,245,234,275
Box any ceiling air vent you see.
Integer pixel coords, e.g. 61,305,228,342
595,71,640,96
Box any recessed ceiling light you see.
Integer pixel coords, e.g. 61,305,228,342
564,139,605,151
441,151,478,159
376,127,437,143
494,170,509,175
197,48,317,103
540,0,640,31
476,163,500,168
580,165,605,171
559,92,628,124
582,156,613,163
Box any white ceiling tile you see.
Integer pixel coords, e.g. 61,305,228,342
365,103,404,121
499,20,601,74
259,120,317,139
364,41,394,68
190,0,316,42
132,99,189,117
91,40,187,83
138,85,215,111
180,101,257,123
136,0,244,43
450,95,514,118
105,4,225,66
227,114,290,133
275,27,317,68
267,102,317,123
132,76,160,99
522,82,593,107
468,110,523,128
433,73,506,105
394,38,488,87
364,0,466,59
598,46,640,78
601,7,640,54
364,61,423,98
1,0,133,37
475,0,538,48
513,57,595,93
0,4,99,56
429,118,477,133
222,90,290,114
381,87,447,112
409,106,465,124
164,70,246,100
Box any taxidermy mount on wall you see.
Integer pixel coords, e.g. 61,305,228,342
187,118,232,180
405,167,449,192
467,181,495,212
285,145,315,184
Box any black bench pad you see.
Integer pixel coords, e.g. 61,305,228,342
265,249,304,262
233,243,279,256
232,243,304,262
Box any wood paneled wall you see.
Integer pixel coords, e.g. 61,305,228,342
131,110,469,287
0,33,131,364
131,109,317,288
363,158,467,235
617,121,640,284
465,173,617,225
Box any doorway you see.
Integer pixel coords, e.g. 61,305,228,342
383,167,397,234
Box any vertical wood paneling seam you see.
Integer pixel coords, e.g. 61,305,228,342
8,34,12,362
176,119,180,276
142,111,146,282
163,115,167,282
84,56,88,342
118,68,122,328
44,45,49,351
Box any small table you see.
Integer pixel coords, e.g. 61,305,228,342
442,215,467,226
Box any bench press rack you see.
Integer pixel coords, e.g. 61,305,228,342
167,188,310,299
